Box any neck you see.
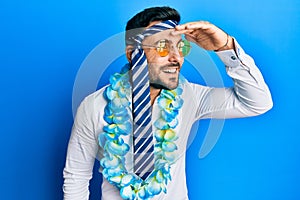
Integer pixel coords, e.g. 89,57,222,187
150,87,161,105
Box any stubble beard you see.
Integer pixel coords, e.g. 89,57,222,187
149,62,180,90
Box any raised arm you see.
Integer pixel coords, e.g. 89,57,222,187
175,21,273,119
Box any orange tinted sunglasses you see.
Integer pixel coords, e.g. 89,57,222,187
143,39,191,57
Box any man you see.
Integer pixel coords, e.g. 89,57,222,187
63,6,273,200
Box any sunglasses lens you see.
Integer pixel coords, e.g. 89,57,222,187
157,48,168,57
156,40,169,57
152,39,191,57
179,40,191,57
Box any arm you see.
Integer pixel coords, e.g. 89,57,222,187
175,21,273,119
63,96,99,199
193,39,273,119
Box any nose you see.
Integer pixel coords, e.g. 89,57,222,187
168,44,181,62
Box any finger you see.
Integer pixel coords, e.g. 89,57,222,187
175,21,211,31
175,22,200,31
171,29,194,36
184,34,197,44
186,22,211,30
185,31,208,41
175,24,189,31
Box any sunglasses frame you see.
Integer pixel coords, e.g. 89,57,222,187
142,39,191,57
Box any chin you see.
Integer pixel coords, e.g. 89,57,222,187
167,85,178,90
165,82,179,90
166,79,179,90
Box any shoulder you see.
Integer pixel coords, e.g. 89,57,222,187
83,86,108,104
76,86,109,117
181,81,211,96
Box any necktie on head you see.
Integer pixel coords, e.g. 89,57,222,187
130,20,178,180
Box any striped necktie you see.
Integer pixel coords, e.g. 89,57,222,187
130,20,178,180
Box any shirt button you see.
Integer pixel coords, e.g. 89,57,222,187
231,56,237,60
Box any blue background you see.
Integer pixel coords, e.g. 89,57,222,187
0,0,299,199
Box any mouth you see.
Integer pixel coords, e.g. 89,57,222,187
161,63,180,74
162,68,178,74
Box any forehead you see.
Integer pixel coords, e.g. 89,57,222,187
143,29,182,44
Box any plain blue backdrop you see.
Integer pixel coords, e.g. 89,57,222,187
0,0,299,199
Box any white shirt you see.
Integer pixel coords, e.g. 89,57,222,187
63,40,273,200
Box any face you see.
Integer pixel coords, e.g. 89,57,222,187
142,29,184,90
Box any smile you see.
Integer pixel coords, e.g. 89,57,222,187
162,68,178,74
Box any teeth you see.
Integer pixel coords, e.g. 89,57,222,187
163,68,177,73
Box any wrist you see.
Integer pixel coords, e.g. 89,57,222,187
214,35,234,52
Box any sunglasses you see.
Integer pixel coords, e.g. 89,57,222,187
142,39,191,57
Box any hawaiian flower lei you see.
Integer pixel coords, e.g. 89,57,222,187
98,65,184,199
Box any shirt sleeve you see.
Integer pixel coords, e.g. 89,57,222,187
63,95,100,200
193,39,273,120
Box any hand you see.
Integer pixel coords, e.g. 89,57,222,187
172,21,234,51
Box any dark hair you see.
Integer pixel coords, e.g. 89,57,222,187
125,6,181,45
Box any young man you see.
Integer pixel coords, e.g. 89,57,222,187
63,6,273,200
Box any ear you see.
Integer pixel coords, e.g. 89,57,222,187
125,45,134,63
